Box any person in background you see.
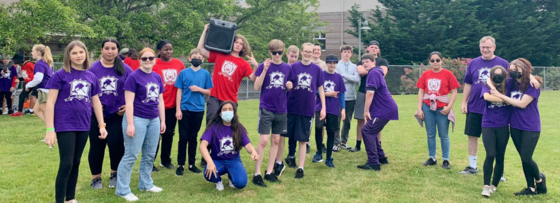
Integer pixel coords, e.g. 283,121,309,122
10,53,35,117
119,48,129,61
0,55,18,115
124,48,140,71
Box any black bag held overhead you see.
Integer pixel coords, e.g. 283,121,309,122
204,19,238,54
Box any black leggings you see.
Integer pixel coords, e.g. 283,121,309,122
510,128,541,188
155,108,177,165
315,114,339,160
177,110,204,166
482,127,509,187
17,88,31,112
55,131,88,203
0,91,12,111
88,114,124,175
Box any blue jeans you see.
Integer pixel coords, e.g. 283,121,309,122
422,103,450,160
116,115,160,196
203,157,247,189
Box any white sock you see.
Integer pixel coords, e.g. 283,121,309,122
254,173,261,176
469,155,477,169
29,109,34,113
431,158,436,161
276,161,282,165
298,167,304,170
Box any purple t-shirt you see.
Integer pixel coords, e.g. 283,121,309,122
200,124,251,160
315,71,346,116
480,82,512,128
89,61,133,118
124,69,165,119
255,62,293,114
366,67,398,120
463,56,509,114
46,68,101,132
287,61,324,117
509,80,541,132
34,59,54,89
0,66,17,92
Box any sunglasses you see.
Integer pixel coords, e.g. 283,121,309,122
271,51,283,56
140,57,155,61
430,59,441,63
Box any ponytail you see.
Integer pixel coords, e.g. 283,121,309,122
101,38,125,76
34,44,54,68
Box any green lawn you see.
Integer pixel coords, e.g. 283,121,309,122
1,92,559,203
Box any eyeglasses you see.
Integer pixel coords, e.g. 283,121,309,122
271,51,283,56
140,57,155,61
480,46,494,50
430,59,441,63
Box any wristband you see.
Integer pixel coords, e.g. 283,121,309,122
99,123,107,128
46,128,55,132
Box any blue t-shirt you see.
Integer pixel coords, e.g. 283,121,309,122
174,67,213,112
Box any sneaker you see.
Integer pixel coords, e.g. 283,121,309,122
357,163,380,171
325,158,335,168
423,158,437,166
152,165,160,172
481,186,492,197
500,176,507,182
340,143,351,150
514,188,537,196
306,143,310,154
459,166,479,174
176,165,185,176
7,110,13,115
285,156,297,168
349,147,360,152
160,163,175,170
332,145,340,152
252,174,267,187
121,193,139,201
442,160,450,170
91,177,102,189
536,172,547,194
188,165,202,173
379,157,389,165
264,171,280,183
215,181,224,191
295,168,304,179
312,153,323,163
146,185,163,193
9,112,23,117
322,144,326,153
201,159,207,167
40,138,45,142
109,172,117,188
273,162,286,177
228,180,235,188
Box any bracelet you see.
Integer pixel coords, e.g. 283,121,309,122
99,123,107,128
46,128,55,132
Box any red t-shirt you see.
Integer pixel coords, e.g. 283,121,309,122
21,61,35,83
124,57,140,71
208,51,253,103
153,58,185,109
416,69,460,109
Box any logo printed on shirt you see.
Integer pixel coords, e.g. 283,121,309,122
22,70,29,80
510,91,523,100
217,135,237,156
489,102,507,108
427,78,442,93
476,68,491,84
324,80,336,92
0,69,10,78
65,79,91,102
219,60,237,81
162,69,178,85
143,82,160,103
99,76,118,96
295,72,313,92
266,71,286,89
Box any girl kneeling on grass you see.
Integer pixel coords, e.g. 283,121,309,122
200,101,259,191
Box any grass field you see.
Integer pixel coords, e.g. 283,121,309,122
1,92,559,203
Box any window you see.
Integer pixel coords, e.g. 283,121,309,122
313,32,326,51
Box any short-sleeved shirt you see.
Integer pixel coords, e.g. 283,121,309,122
366,67,399,120
153,58,185,109
416,69,460,109
21,61,35,83
124,70,165,119
46,68,101,132
0,66,17,91
34,59,54,89
315,71,346,116
255,62,293,114
358,58,388,93
200,124,251,160
509,80,541,132
123,57,140,71
463,56,509,114
287,61,324,117
89,61,133,118
174,67,213,112
208,51,253,103
480,81,512,128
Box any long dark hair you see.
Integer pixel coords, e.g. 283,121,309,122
489,65,508,94
204,101,246,151
101,38,125,76
156,40,172,59
129,48,138,60
510,58,543,93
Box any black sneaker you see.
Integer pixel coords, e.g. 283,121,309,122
514,188,537,196
442,160,450,170
264,171,280,183
423,158,437,166
295,168,304,179
332,145,340,152
91,177,102,189
536,172,547,194
349,147,360,152
306,143,310,154
459,166,479,174
273,162,286,177
160,163,175,170
152,165,160,172
109,172,117,188
285,156,297,168
379,157,389,165
188,165,202,173
201,159,207,167
176,165,185,176
357,163,380,171
252,174,267,187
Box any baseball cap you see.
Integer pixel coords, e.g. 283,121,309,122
119,48,130,55
369,40,380,46
325,54,338,63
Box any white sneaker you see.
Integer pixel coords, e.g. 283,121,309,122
146,185,163,193
122,193,139,202
229,180,235,188
215,181,224,191
481,186,492,197
500,176,506,182
71,200,77,203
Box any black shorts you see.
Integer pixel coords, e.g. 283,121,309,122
464,112,483,137
30,87,38,97
206,96,238,124
257,108,287,135
315,111,340,133
281,113,313,142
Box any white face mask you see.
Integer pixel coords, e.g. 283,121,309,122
221,111,234,122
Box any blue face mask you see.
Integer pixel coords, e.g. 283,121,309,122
221,111,234,122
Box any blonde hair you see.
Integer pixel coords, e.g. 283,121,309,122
301,42,314,51
33,44,54,68
234,34,251,57
189,48,204,58
287,45,299,54
63,40,90,73
268,39,285,51
480,36,496,46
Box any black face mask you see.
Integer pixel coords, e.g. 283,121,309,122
191,59,202,67
510,71,522,79
492,74,504,84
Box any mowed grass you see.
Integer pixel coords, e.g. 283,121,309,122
1,92,559,203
